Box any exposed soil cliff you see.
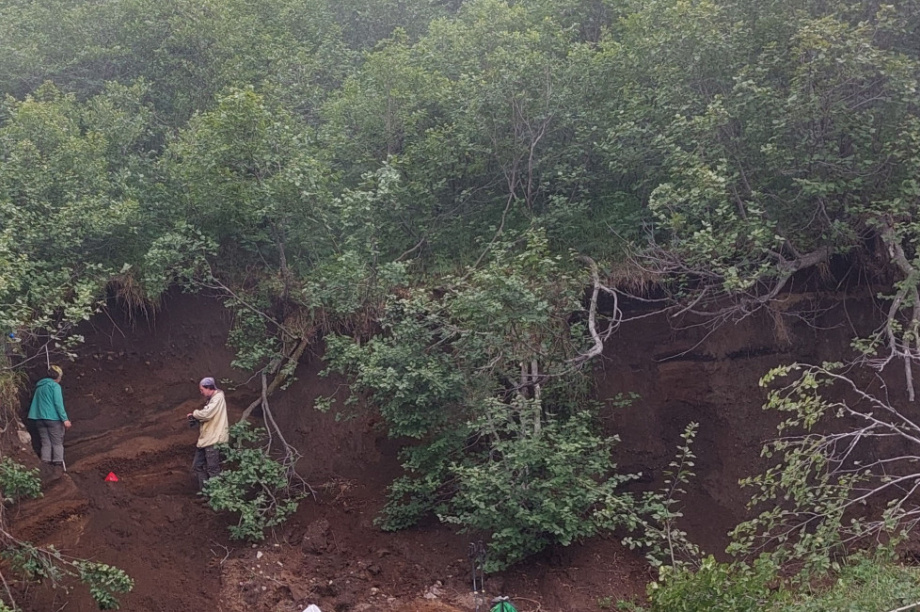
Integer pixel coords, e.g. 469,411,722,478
6,291,885,611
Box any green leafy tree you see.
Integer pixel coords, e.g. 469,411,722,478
324,232,644,569
0,81,160,357
727,363,920,575
0,0,349,125
203,421,306,541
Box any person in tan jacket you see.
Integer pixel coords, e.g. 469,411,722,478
187,376,229,491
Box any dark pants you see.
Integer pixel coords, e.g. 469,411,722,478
192,446,221,491
34,419,65,464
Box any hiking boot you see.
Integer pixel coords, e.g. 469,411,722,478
40,462,63,483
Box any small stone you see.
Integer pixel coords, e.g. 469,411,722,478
256,551,263,559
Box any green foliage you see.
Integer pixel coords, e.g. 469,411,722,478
325,234,644,569
443,409,639,571
0,0,348,123
203,421,304,541
141,223,216,298
623,423,701,569
1,542,60,582
330,0,456,50
0,82,158,352
647,556,777,612
6,0,920,601
0,458,42,504
645,553,920,612
606,0,920,331
0,458,132,610
75,561,135,610
728,363,897,575
777,554,920,612
321,0,638,264
1,542,134,610
303,250,408,318
167,87,334,267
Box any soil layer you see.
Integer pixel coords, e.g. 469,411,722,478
8,292,871,611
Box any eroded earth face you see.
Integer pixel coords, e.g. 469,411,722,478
10,294,650,612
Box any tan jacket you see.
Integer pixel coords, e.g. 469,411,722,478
193,390,229,448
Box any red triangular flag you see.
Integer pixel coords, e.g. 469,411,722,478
104,472,119,482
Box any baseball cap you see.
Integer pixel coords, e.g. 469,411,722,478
199,376,216,388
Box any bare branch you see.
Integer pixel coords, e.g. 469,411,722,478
239,336,310,422
569,255,621,366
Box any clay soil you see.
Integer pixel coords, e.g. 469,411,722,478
7,294,654,612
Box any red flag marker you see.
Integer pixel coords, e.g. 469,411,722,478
104,472,119,482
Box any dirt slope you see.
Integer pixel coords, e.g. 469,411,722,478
8,294,648,612
9,290,874,611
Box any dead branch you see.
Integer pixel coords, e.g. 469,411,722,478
866,216,920,401
886,601,920,612
255,371,317,500
239,336,310,422
197,272,298,340
633,241,831,327
569,255,622,366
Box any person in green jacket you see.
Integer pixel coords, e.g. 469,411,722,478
28,365,72,466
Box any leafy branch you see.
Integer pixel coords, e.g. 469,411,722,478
0,458,133,610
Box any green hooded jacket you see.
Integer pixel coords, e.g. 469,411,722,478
28,378,68,422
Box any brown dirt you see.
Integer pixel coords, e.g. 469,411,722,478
7,294,649,612
7,291,875,611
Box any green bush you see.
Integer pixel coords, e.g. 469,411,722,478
324,234,653,570
778,554,920,612
1,542,134,610
646,553,920,612
443,410,639,571
75,561,135,611
647,556,776,612
0,458,41,503
203,421,305,541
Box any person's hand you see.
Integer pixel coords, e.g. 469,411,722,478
63,420,72,429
